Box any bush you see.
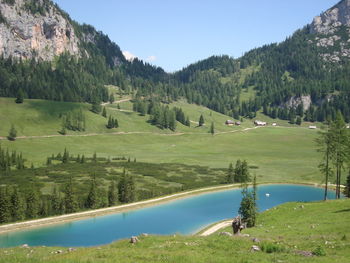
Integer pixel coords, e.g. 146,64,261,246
312,245,326,256
261,242,286,254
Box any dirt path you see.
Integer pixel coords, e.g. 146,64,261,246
0,184,240,234
101,98,131,106
200,220,232,236
0,126,266,141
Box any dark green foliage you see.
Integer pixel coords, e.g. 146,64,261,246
25,187,40,219
24,0,51,15
108,181,117,207
199,114,205,126
210,122,215,135
86,175,98,209
118,170,136,203
313,245,326,256
102,107,107,118
109,94,115,104
62,148,69,164
106,115,119,129
15,89,24,104
61,109,86,132
0,145,25,172
10,187,24,221
64,177,78,214
0,187,10,223
345,171,350,198
91,102,102,114
234,160,250,183
226,163,234,183
7,125,17,141
261,242,286,254
238,178,257,228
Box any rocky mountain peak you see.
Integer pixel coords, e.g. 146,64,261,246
0,0,80,61
310,0,350,34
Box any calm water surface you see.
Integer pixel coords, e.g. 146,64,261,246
0,184,336,248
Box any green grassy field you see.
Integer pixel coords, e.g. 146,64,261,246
1,199,348,263
0,97,328,184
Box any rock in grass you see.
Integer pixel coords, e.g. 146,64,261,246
219,232,233,237
252,237,261,243
251,245,261,252
21,244,29,248
130,236,139,244
295,250,313,257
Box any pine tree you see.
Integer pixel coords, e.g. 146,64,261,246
0,187,10,223
7,125,17,141
26,187,39,219
64,177,78,214
185,117,191,127
102,107,107,118
11,187,24,221
210,122,215,135
169,110,176,131
239,181,257,228
62,148,69,164
86,175,98,209
51,187,61,215
344,170,350,198
108,181,117,207
199,114,205,126
296,116,302,125
226,163,234,183
92,152,97,163
15,89,24,104
109,94,115,104
114,118,119,128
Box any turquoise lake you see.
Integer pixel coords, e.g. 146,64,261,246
0,184,336,248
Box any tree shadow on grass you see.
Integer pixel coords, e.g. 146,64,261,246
334,209,350,213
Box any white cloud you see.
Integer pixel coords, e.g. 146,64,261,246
146,55,157,62
122,51,137,61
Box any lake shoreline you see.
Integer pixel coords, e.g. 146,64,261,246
0,182,331,235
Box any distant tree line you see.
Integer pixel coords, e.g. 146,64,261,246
0,146,25,175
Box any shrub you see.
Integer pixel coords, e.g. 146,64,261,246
312,245,326,256
261,242,286,254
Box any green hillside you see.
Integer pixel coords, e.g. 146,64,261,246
1,199,349,263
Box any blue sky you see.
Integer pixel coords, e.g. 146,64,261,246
53,0,340,72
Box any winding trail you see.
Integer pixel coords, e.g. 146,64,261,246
0,126,265,141
200,220,232,236
101,98,131,106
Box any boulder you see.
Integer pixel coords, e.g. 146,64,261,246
251,245,261,252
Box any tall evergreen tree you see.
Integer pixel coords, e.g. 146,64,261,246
86,175,98,209
10,187,24,221
226,163,234,184
7,125,17,141
0,187,10,223
25,187,39,219
64,177,78,214
108,180,118,207
210,122,215,135
102,107,107,118
199,114,205,127
239,181,257,228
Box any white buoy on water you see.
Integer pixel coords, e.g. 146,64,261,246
265,193,270,197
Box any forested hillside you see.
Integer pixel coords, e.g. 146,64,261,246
0,0,350,123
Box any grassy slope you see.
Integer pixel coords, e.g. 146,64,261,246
1,199,348,263
0,97,326,183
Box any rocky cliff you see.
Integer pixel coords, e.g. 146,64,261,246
310,0,350,35
0,0,80,61
308,0,350,62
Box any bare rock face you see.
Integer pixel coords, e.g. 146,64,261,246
285,95,311,111
310,0,350,35
0,0,80,61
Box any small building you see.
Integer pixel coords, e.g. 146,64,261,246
254,120,267,126
225,120,235,126
309,125,317,129
272,123,277,126
235,121,241,126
